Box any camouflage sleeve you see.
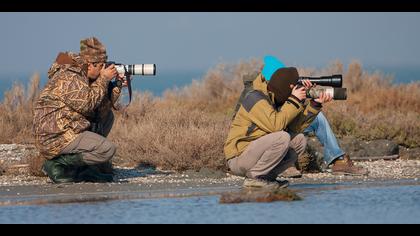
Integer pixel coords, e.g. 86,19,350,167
99,85,121,114
97,84,122,116
61,73,109,116
109,86,122,105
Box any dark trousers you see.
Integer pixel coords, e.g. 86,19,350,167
60,112,116,165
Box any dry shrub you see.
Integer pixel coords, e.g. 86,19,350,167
108,59,262,170
162,58,262,114
111,106,231,171
0,74,39,144
319,60,420,148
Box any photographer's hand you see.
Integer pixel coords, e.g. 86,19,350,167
314,92,333,104
301,79,315,90
116,74,129,88
291,85,307,101
100,64,118,81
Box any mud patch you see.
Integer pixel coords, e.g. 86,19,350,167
184,167,227,179
220,188,301,204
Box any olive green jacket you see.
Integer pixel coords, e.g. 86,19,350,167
224,73,322,160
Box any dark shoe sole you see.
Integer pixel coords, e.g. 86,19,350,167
332,171,369,176
280,174,302,179
276,181,290,189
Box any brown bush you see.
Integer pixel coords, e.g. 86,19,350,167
0,74,39,144
320,61,420,147
1,60,419,172
110,107,231,171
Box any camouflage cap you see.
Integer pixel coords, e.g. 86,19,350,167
80,37,108,64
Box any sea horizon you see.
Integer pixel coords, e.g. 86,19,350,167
0,65,419,100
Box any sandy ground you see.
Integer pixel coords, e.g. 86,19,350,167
0,159,419,206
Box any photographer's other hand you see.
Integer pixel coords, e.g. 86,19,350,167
291,85,307,101
116,73,129,87
301,79,315,90
100,64,118,81
314,92,333,104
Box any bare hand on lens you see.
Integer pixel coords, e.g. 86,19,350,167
314,92,333,104
100,64,118,81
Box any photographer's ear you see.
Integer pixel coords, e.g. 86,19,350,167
290,84,295,89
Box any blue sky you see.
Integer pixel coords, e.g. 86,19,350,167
0,12,419,75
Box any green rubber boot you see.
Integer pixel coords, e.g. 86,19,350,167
42,153,85,184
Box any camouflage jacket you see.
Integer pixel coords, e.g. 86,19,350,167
33,52,121,159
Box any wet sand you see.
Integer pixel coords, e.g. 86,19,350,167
0,159,419,206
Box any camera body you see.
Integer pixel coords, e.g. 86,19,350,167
104,61,157,108
297,74,347,100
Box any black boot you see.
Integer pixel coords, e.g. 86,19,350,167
76,165,114,183
42,153,85,184
95,161,114,175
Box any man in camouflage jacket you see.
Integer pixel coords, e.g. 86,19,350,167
33,37,123,183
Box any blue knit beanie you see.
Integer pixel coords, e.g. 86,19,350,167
262,55,286,81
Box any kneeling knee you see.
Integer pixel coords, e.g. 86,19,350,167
100,141,117,162
295,133,307,148
273,131,291,146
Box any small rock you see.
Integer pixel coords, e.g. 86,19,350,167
307,136,400,162
364,140,399,156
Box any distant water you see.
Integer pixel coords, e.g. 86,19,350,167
0,69,204,100
0,66,419,100
365,65,420,84
0,183,419,223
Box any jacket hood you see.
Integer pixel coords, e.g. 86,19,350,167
253,73,276,104
48,52,85,79
253,73,268,94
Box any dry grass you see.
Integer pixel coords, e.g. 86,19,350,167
1,59,419,172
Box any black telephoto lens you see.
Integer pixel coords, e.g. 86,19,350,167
299,74,342,87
